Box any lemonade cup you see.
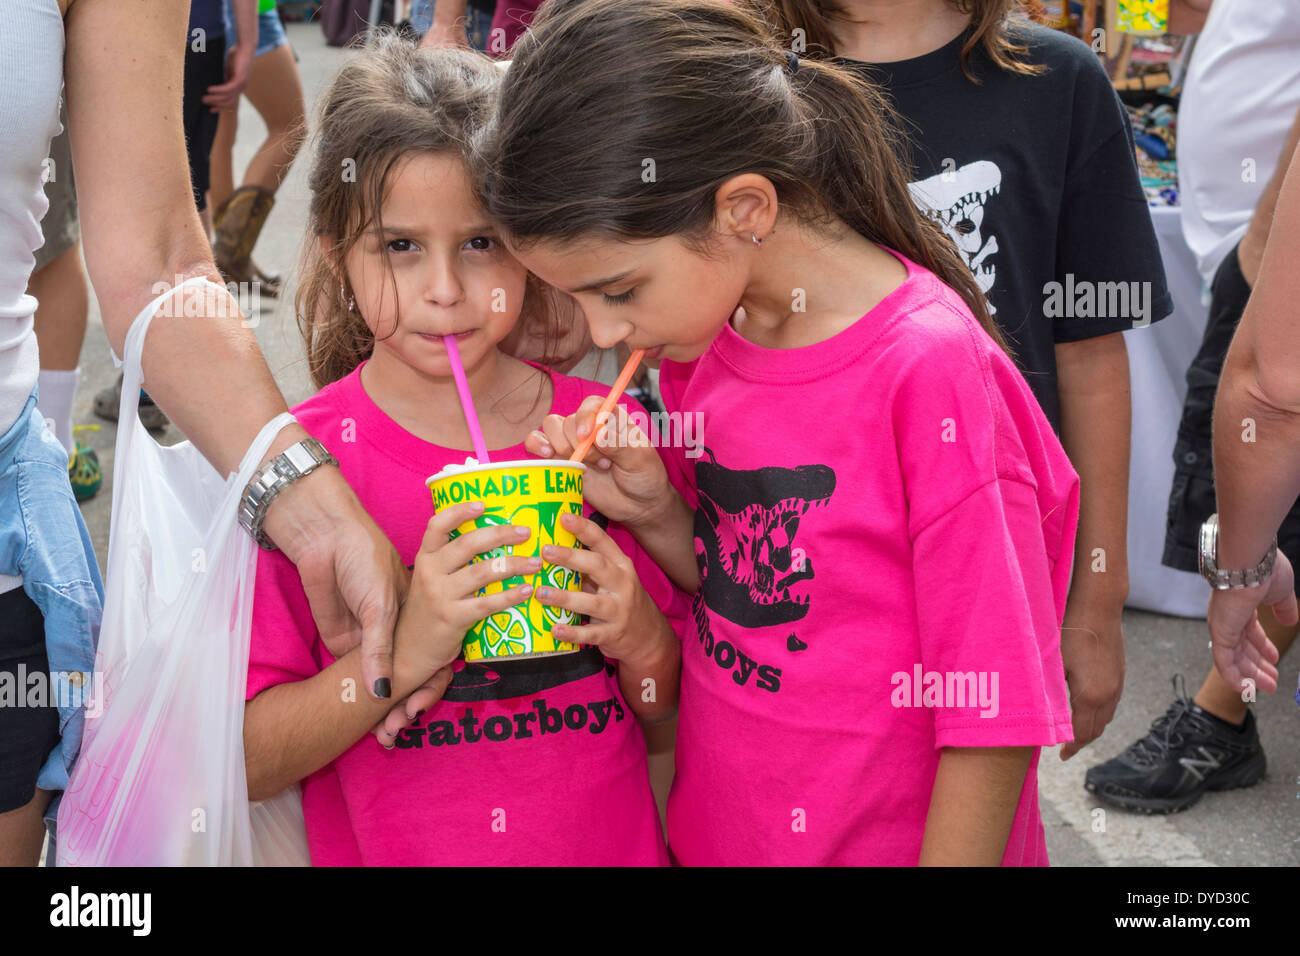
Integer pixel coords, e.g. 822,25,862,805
426,459,586,660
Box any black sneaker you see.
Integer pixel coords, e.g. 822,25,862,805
1084,675,1266,814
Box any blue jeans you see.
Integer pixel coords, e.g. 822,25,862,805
411,0,493,51
0,386,103,840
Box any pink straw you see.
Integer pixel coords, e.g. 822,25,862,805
443,335,490,463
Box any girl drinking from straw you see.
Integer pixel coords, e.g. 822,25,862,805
242,36,683,865
490,0,1079,865
745,0,1170,770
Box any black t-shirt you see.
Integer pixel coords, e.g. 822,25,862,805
841,23,1172,432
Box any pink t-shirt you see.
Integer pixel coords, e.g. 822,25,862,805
246,361,682,866
658,250,1079,866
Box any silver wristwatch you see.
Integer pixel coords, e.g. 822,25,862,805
1198,513,1278,590
238,437,339,551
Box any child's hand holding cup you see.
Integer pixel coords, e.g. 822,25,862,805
393,500,539,676
526,398,674,530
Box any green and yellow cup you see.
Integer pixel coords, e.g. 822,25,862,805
426,459,586,660
1115,0,1168,35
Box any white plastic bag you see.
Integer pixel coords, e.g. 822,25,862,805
57,277,311,866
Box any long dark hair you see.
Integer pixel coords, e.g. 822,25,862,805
480,0,1009,354
744,0,1047,80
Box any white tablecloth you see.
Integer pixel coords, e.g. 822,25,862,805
1122,205,1211,618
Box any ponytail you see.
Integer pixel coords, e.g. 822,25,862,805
484,0,1009,355
792,58,1009,351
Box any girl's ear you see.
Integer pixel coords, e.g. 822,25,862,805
712,173,779,244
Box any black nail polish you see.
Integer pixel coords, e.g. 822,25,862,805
374,677,392,699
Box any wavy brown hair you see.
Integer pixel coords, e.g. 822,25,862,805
481,0,1010,355
744,0,1047,81
295,33,569,390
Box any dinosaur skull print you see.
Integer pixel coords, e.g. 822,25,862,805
694,451,836,630
907,159,1002,310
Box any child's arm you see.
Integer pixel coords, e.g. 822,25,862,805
535,511,681,722
1055,333,1130,759
245,638,449,802
918,746,1034,866
527,399,699,593
244,502,540,801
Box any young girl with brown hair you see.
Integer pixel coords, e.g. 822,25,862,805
489,0,1079,865
241,36,684,865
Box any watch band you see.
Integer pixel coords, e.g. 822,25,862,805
238,437,339,551
1198,513,1278,590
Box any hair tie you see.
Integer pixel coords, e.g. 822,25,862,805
785,50,800,74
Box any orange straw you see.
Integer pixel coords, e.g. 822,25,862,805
569,349,647,462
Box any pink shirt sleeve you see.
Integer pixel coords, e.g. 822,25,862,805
894,314,1079,748
246,548,323,702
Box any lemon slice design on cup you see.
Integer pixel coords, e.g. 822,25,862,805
429,460,587,660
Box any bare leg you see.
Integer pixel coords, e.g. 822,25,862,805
0,789,53,867
1195,604,1299,723
209,108,239,214
199,204,213,240
29,242,87,371
240,43,306,196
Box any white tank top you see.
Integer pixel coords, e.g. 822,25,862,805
0,0,65,435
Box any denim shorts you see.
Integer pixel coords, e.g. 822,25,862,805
0,386,103,834
225,8,290,57
1162,243,1300,596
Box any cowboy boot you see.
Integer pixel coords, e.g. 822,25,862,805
212,185,282,298
252,260,283,297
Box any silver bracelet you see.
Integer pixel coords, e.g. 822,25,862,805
1198,513,1278,590
237,438,339,551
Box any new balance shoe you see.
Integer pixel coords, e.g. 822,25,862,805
1084,675,1266,814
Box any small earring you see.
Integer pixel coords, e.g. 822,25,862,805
751,232,763,247
340,285,356,312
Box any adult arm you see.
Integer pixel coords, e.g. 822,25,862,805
203,0,258,112
1235,100,1300,287
63,0,406,698
1207,150,1300,693
418,0,471,49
